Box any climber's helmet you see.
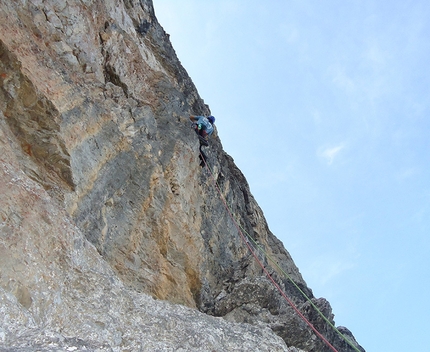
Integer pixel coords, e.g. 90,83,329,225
208,116,215,124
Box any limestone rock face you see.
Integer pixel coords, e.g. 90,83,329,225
0,0,364,351
0,120,290,351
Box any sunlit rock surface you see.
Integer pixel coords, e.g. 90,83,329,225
0,0,364,351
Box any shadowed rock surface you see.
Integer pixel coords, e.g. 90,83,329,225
0,0,364,351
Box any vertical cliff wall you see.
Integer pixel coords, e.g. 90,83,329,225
0,1,364,351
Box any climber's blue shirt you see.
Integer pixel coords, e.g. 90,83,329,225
196,116,214,135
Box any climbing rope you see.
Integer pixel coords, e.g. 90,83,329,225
199,150,361,352
236,222,361,352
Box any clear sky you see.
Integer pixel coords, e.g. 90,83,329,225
154,1,430,351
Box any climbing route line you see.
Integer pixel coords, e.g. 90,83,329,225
200,151,361,352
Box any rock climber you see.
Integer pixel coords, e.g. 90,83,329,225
189,115,215,142
189,115,215,167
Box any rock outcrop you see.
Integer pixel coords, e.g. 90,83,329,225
0,0,364,351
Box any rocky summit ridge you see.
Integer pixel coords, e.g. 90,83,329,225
0,1,365,351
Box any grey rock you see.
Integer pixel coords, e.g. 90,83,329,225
0,0,365,351
0,118,287,351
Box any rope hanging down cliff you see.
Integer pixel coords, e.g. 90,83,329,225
199,150,362,352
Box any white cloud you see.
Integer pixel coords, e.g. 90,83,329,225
318,143,346,165
311,108,322,125
328,65,356,93
321,259,356,286
279,23,300,44
363,41,387,67
304,254,358,288
396,167,419,182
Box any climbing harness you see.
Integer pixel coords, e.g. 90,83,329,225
199,150,362,352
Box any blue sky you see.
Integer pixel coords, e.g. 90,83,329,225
154,1,430,351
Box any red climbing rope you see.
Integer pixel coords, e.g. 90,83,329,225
199,151,339,352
